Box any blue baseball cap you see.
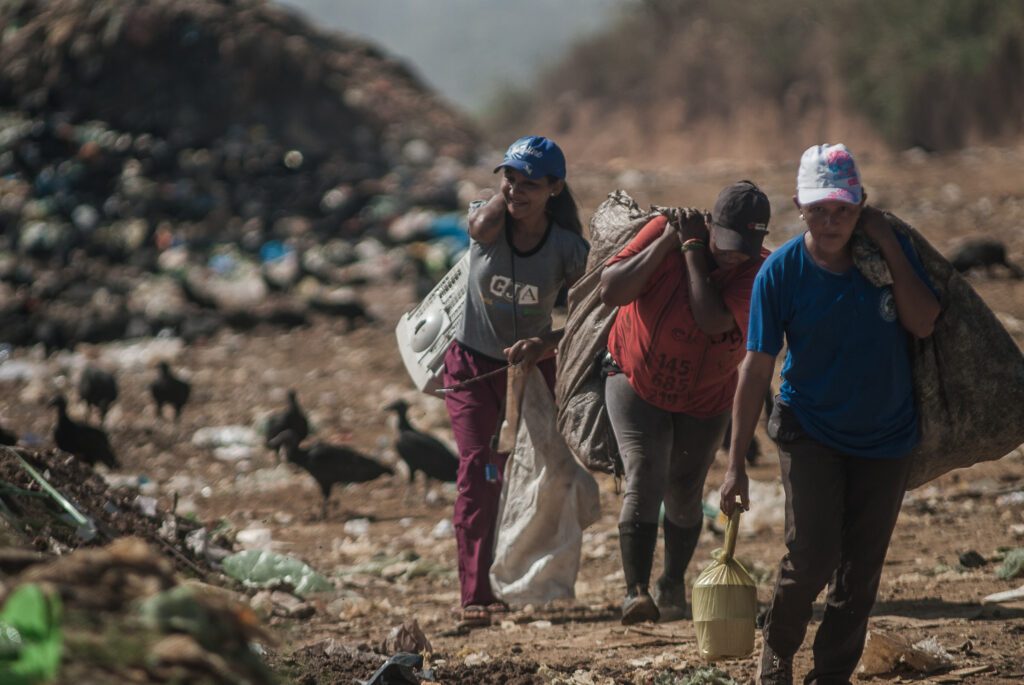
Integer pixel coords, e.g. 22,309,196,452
493,136,566,180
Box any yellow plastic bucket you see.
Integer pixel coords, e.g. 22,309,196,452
691,508,757,661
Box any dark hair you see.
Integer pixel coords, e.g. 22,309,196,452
545,180,582,235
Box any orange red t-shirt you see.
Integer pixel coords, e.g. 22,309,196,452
605,215,767,416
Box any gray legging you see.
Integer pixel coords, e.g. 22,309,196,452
605,372,731,528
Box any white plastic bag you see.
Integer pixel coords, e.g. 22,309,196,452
490,367,602,604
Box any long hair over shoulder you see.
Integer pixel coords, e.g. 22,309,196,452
546,181,582,236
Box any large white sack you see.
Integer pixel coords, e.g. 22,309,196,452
490,367,602,605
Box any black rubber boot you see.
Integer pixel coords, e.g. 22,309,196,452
652,518,702,622
618,521,660,625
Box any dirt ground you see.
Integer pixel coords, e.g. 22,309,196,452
3,145,1024,684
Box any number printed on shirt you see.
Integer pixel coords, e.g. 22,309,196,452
652,354,692,392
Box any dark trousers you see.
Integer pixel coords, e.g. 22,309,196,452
764,402,911,685
605,372,730,528
443,341,556,607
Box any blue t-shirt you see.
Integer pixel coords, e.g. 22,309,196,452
748,232,930,458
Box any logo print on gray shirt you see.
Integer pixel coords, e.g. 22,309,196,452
489,276,540,305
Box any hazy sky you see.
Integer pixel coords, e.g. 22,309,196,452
273,0,621,115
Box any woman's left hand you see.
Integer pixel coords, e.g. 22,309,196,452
504,336,548,367
676,208,710,244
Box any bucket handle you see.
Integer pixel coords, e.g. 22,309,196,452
719,507,742,563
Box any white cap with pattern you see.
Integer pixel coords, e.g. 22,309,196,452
796,143,863,206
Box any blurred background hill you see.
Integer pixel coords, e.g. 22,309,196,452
282,0,1024,167
275,0,620,116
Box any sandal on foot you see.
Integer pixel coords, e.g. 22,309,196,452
457,604,491,628
486,601,510,614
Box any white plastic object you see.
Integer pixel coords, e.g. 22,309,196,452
395,251,470,394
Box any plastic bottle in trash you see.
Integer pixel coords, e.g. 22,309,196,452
691,508,758,661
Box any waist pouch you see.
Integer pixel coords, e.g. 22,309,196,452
766,396,810,444
597,349,621,377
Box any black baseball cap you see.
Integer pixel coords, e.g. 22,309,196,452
711,180,770,258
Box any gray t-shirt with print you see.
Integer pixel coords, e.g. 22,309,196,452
457,216,589,360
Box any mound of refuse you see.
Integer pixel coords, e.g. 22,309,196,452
0,0,480,174
0,0,482,351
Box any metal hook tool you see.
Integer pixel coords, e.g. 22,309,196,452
432,361,520,395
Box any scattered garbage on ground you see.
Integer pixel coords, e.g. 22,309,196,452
857,628,955,677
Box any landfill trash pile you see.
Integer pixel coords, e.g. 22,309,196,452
0,446,226,571
0,0,482,351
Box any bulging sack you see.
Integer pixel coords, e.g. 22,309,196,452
692,510,757,662
555,190,687,475
851,214,1024,488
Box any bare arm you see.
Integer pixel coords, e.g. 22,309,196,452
720,350,776,515
860,206,940,338
467,193,507,244
684,219,741,335
599,220,679,306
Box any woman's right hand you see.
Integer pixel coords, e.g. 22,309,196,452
659,218,683,249
719,465,750,516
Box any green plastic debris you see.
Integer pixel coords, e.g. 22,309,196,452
139,585,246,650
0,583,63,684
137,585,274,683
402,557,449,580
335,553,402,578
335,551,449,581
222,550,333,595
996,548,1024,579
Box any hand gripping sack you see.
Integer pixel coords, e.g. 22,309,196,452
692,509,757,661
851,214,1024,488
554,190,685,474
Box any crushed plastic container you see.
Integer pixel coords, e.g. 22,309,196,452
692,508,757,661
394,250,469,393
222,549,333,596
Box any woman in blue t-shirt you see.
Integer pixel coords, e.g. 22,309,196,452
719,144,940,684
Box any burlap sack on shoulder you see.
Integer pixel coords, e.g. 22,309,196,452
852,213,1024,489
554,190,687,475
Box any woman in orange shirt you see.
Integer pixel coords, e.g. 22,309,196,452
601,181,770,624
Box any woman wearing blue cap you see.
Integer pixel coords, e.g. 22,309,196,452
719,144,940,684
443,136,589,627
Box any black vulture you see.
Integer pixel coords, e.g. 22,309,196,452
78,364,118,420
49,395,119,469
306,296,375,331
34,318,71,357
950,239,1023,277
0,422,17,446
384,399,458,486
265,389,309,451
149,361,191,421
268,429,394,519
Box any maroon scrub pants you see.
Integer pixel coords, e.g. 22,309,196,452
443,341,556,607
